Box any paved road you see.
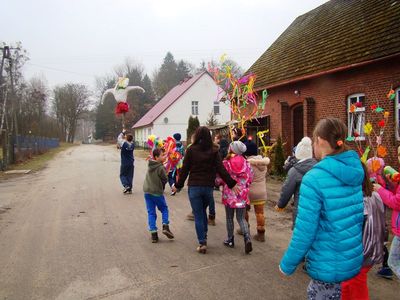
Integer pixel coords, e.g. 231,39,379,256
0,145,397,299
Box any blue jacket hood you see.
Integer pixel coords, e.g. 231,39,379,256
316,150,363,186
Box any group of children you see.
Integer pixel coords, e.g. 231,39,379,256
143,131,269,254
141,119,400,298
277,117,399,299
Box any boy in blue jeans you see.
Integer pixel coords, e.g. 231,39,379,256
143,148,174,243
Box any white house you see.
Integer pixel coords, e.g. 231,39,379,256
132,71,231,146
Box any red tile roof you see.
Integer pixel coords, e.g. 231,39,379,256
248,0,400,90
132,71,209,129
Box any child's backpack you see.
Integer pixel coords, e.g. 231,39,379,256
362,191,386,266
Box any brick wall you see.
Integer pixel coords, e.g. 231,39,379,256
260,57,400,166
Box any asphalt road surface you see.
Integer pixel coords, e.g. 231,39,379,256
0,145,397,299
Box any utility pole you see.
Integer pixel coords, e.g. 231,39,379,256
0,45,21,161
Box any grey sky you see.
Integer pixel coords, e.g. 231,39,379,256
2,0,328,91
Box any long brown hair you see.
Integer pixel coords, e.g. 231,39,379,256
193,126,213,151
361,162,373,197
313,117,348,154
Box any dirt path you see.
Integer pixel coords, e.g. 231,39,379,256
0,145,397,299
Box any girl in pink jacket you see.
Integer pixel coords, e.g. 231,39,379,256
216,141,254,254
373,148,400,279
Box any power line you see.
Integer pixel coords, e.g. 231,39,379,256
26,62,95,78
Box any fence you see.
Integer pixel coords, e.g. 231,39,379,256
0,131,59,170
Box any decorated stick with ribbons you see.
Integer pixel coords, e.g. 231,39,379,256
208,54,268,138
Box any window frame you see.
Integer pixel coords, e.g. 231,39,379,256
347,93,366,141
213,101,220,115
396,87,400,141
191,101,199,115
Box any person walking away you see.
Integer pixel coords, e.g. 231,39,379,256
275,137,317,229
242,140,270,242
173,127,238,254
373,145,400,280
216,141,254,254
341,163,385,299
279,118,364,300
214,134,229,159
143,149,174,243
283,147,298,172
117,130,135,194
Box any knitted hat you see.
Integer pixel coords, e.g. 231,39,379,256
173,133,181,141
230,141,247,155
295,137,313,160
244,141,258,156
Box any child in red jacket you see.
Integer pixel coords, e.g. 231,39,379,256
216,141,254,254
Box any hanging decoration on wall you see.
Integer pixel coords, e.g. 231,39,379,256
347,91,392,167
208,54,268,140
102,77,145,128
387,87,396,101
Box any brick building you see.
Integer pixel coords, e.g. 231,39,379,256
247,0,400,164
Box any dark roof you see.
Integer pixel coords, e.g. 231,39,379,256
132,72,208,129
248,0,400,90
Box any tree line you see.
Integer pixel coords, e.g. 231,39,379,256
0,42,92,144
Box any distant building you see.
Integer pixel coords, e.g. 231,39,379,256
247,0,400,164
132,71,231,146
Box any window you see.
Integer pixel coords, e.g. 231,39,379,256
396,87,400,140
347,93,366,140
192,101,199,115
213,101,220,115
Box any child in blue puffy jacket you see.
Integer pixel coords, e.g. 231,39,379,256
279,118,364,300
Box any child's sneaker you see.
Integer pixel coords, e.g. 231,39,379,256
376,267,393,279
223,236,234,248
151,232,158,243
244,237,253,254
162,224,174,239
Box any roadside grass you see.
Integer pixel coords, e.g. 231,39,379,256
0,143,77,177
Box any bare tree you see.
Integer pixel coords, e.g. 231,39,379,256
19,75,49,135
53,84,91,143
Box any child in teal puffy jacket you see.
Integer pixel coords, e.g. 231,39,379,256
279,118,364,300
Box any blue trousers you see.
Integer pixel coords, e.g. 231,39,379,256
168,170,176,187
209,194,216,217
144,193,169,232
188,186,213,244
120,164,134,189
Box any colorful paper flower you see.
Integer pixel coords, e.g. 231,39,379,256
364,122,373,135
354,131,360,138
387,89,395,100
377,145,387,158
372,158,382,172
370,104,377,111
376,107,384,113
384,111,390,118
378,120,385,128
349,104,356,113
346,136,355,142
355,102,363,108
